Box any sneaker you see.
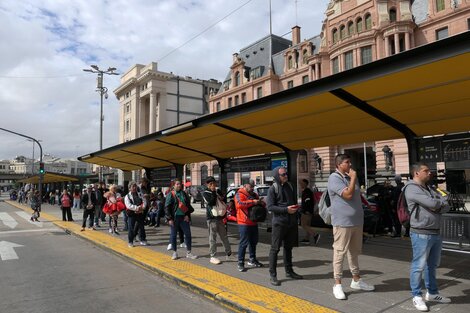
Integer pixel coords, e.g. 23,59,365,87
413,296,429,311
333,284,346,300
313,233,321,245
286,271,303,279
270,276,281,286
128,243,134,248
225,254,233,261
108,228,113,233
186,251,198,259
237,263,246,272
171,252,178,260
167,243,172,251
350,279,375,291
80,228,85,232
210,257,221,265
140,241,148,246
247,259,263,267
425,292,451,303
113,229,120,236
179,242,187,248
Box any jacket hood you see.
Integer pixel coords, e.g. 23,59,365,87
272,166,283,183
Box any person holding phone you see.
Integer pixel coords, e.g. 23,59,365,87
328,154,374,300
267,166,303,286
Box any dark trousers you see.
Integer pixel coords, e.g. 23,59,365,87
170,215,192,252
238,225,259,263
61,206,73,221
269,223,297,277
82,209,94,228
128,214,146,244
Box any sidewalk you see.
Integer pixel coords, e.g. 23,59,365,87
6,200,469,313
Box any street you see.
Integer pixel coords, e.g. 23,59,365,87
0,199,228,313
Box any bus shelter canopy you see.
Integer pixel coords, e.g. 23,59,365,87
79,32,470,171
18,173,79,184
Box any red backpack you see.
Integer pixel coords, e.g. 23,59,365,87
397,185,419,226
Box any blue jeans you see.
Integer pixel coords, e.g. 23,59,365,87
238,225,258,263
410,232,442,297
170,215,192,252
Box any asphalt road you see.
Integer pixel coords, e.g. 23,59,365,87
0,199,228,313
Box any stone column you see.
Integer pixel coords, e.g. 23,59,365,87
394,33,400,54
405,32,411,51
314,63,319,80
156,93,161,131
384,36,390,57
149,92,156,133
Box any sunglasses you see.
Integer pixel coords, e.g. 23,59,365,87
279,172,288,177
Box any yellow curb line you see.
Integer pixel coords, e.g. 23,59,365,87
6,200,337,313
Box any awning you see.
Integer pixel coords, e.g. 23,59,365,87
79,31,470,171
18,173,79,184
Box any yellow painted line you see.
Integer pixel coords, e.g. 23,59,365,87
6,200,337,313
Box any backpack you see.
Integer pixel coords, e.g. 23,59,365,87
61,195,71,207
397,184,419,227
318,191,332,225
272,181,294,204
248,205,267,222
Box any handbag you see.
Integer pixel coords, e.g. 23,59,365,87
210,196,227,217
172,191,191,214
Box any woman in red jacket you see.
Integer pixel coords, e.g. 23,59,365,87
234,180,264,272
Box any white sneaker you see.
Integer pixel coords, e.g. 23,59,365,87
108,228,113,233
425,292,451,303
210,257,221,265
350,279,375,291
140,241,148,246
179,242,187,248
333,284,346,300
171,252,178,260
413,296,429,311
186,251,198,259
167,243,172,251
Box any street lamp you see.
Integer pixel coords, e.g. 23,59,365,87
27,139,42,174
83,65,118,181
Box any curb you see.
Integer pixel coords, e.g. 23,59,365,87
6,200,337,313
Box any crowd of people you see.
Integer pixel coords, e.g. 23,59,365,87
17,155,451,311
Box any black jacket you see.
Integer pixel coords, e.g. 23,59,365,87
81,191,98,210
203,189,224,220
164,190,193,220
267,166,297,227
301,188,314,214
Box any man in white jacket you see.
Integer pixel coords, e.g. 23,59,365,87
124,181,147,247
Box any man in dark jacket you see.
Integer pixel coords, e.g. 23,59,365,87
81,185,97,231
267,166,302,286
299,179,320,244
405,162,450,311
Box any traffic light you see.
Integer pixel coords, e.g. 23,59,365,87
39,162,45,174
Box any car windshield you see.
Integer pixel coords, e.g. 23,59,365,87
256,187,269,197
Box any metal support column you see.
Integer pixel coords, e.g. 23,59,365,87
285,150,299,199
217,159,228,193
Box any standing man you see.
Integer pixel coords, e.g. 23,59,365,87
203,176,232,265
328,154,374,300
405,162,450,311
391,174,405,237
267,166,303,286
124,181,148,247
81,185,97,231
234,180,264,272
299,179,320,244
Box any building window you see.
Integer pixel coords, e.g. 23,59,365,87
200,165,208,186
436,27,448,40
256,87,263,99
357,18,363,33
302,75,309,84
241,92,246,104
125,120,130,133
340,25,346,39
216,102,221,111
361,46,372,65
348,21,354,36
234,95,239,106
228,97,232,108
302,49,308,64
287,80,294,89
250,66,263,79
223,79,231,90
389,8,397,22
332,28,338,43
436,0,445,12
234,71,240,87
299,150,308,173
468,18,470,30
288,56,293,69
344,51,354,70
365,14,372,30
332,57,339,74
126,103,130,114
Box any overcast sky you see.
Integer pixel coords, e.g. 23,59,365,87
0,0,329,161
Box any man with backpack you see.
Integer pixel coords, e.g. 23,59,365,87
267,166,303,286
328,154,374,300
235,180,264,272
405,162,450,311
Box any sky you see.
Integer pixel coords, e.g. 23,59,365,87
0,0,330,161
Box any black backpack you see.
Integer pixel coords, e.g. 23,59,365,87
248,205,267,222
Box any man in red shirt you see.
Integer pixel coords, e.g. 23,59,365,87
235,180,264,272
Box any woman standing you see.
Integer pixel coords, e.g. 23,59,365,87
103,185,125,235
59,189,73,222
72,189,81,212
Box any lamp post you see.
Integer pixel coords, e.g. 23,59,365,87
83,65,118,181
27,139,42,174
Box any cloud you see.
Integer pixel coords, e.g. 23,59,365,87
0,0,329,160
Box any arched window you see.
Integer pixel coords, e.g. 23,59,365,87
212,164,220,184
340,25,346,39
200,165,208,185
365,13,372,30
288,55,293,69
348,21,354,36
356,18,363,33
298,150,308,173
234,71,240,87
332,28,338,43
389,8,397,22
302,48,308,64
